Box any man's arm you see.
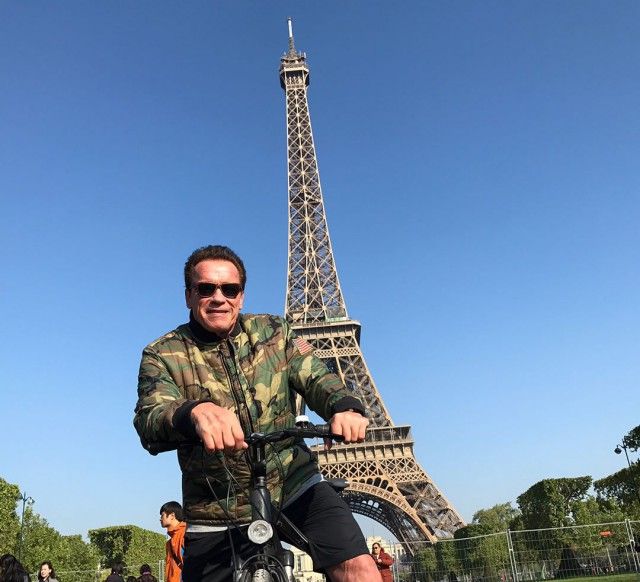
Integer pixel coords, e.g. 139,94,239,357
283,319,368,442
134,347,194,453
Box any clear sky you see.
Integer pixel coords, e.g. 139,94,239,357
1,2,639,541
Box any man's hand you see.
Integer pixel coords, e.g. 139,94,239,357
327,410,369,449
190,402,248,453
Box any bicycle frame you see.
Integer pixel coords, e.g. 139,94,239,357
231,419,342,582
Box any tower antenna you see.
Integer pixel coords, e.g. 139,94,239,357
286,16,296,55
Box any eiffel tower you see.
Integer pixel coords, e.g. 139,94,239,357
279,19,465,547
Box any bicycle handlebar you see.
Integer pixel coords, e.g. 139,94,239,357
245,422,345,446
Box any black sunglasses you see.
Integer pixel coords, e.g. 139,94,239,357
192,282,243,299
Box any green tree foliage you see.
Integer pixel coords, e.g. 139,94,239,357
622,424,640,452
415,545,438,582
453,505,516,582
0,477,21,556
593,464,640,517
89,526,164,570
591,424,640,517
516,477,592,530
414,540,460,582
20,508,99,575
470,503,520,533
572,497,626,525
58,535,101,575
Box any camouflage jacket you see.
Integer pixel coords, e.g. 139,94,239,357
134,313,363,526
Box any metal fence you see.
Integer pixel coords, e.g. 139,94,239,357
49,522,640,582
39,562,165,582
394,520,640,582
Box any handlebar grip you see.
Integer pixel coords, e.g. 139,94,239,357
314,424,345,442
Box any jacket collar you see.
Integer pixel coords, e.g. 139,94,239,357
188,311,242,344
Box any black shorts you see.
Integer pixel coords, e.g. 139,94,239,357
182,481,369,582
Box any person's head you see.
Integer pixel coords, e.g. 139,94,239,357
372,543,381,554
39,561,56,581
139,565,151,576
160,500,184,529
184,246,246,337
0,555,28,582
110,564,123,576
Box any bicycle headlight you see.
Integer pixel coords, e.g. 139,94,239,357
247,519,273,544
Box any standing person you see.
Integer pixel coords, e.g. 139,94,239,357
37,562,58,582
0,554,31,582
134,245,377,582
371,543,394,582
104,565,124,582
136,565,157,582
160,501,186,582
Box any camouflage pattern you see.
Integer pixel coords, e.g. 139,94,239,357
134,313,351,526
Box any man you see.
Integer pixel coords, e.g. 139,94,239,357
134,245,378,582
160,501,186,582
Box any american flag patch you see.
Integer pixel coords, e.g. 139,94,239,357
293,337,315,355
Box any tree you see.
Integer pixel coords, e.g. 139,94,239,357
593,464,640,517
19,508,96,575
89,526,165,571
622,424,640,452
0,477,21,556
514,477,593,573
572,496,626,525
470,503,520,533
58,535,101,575
453,505,517,582
516,477,592,530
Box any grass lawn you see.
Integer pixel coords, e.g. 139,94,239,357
561,575,640,582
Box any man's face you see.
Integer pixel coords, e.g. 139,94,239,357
160,511,172,528
185,259,244,337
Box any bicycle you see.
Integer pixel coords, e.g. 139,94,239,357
198,415,348,582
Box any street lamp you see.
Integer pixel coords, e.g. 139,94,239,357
17,492,34,562
614,443,632,468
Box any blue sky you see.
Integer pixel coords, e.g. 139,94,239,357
1,2,638,541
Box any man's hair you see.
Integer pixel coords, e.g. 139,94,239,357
184,245,246,290
140,565,151,575
111,564,123,575
160,500,184,521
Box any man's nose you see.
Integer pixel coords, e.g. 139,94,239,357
210,287,228,301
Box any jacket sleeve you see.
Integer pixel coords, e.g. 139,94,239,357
133,345,192,454
283,318,365,420
379,551,394,566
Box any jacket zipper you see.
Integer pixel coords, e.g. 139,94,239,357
220,339,254,435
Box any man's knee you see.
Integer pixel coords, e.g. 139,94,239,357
326,553,381,582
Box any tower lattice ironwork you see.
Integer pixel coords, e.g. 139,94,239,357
280,20,464,547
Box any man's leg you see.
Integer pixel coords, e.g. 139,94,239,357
282,481,377,580
326,554,381,582
182,528,252,582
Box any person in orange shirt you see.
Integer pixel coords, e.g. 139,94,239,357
160,501,186,582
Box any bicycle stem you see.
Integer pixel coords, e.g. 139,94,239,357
248,438,272,523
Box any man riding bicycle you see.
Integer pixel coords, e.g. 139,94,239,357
134,245,379,582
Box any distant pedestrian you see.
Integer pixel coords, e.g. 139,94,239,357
37,562,58,582
136,565,157,582
160,501,186,582
104,565,124,582
371,543,395,582
0,554,31,582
